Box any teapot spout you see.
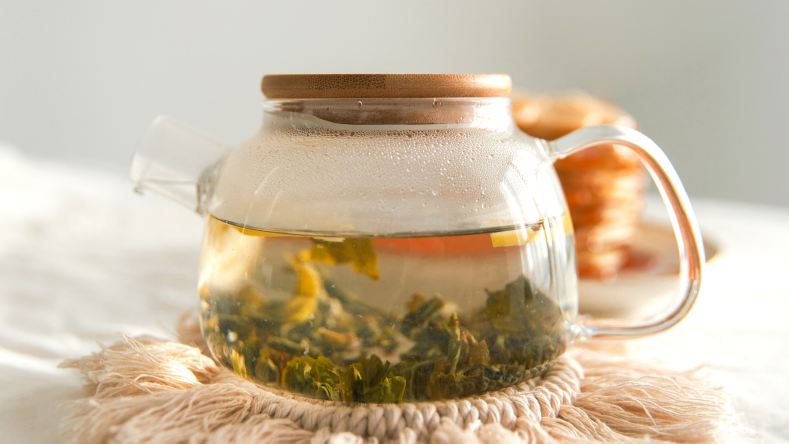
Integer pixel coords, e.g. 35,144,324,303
131,116,227,214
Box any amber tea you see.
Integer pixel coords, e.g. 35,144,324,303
199,215,576,403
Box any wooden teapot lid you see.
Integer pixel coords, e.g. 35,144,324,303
261,74,512,99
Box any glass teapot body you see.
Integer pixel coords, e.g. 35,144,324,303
198,98,577,402
132,74,703,404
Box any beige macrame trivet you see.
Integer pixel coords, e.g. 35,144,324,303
58,315,733,444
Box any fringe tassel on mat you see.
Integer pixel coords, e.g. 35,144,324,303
58,316,733,444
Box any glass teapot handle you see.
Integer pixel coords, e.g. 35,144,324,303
547,125,705,339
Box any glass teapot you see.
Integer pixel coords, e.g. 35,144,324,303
131,74,703,404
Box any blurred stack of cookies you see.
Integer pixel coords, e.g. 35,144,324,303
512,92,647,279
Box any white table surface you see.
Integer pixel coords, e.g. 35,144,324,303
0,147,786,443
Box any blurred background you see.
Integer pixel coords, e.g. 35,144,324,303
1,0,787,206
2,5,789,440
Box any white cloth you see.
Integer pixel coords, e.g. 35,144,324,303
0,147,786,443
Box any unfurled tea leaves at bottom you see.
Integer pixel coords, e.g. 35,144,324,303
200,216,572,404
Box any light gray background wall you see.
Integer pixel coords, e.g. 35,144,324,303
1,0,787,206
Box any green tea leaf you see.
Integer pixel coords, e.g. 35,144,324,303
429,361,528,400
446,313,462,373
310,238,380,280
285,253,324,323
282,356,340,401
316,327,356,350
399,319,450,362
289,253,324,297
467,337,490,366
339,364,362,403
267,336,309,356
400,295,445,336
365,375,406,403
254,351,279,384
340,355,406,403
405,293,427,313
230,349,247,379
285,297,318,324
485,276,561,340
389,360,435,402
360,355,388,391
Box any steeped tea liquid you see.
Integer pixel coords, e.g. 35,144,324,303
199,215,576,403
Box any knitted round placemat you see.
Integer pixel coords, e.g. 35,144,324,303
58,315,733,444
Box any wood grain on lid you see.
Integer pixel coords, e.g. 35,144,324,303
261,74,512,99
